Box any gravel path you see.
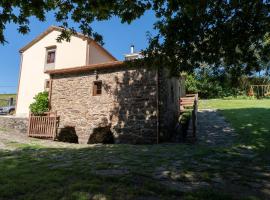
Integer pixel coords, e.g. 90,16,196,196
197,109,237,147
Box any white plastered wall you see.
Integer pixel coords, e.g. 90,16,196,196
16,30,88,116
87,41,115,64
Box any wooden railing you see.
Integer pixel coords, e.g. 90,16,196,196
179,94,198,139
28,112,59,140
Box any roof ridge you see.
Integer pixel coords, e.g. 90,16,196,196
19,26,117,61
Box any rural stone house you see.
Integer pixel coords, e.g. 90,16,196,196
16,26,185,144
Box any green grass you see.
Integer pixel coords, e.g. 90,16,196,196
0,144,260,200
0,94,16,106
200,99,270,153
0,99,269,200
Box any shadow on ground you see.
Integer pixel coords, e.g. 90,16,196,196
0,107,269,200
0,141,269,200
217,108,270,154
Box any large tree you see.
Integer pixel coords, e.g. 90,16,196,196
1,0,269,75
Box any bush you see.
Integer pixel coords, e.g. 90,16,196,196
185,66,270,99
29,91,49,115
185,72,252,99
185,73,225,98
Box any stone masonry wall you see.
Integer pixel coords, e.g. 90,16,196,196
50,67,158,144
0,116,28,133
158,68,181,141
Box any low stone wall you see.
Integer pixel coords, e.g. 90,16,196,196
0,116,28,133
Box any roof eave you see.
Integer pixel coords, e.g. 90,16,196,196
45,61,124,75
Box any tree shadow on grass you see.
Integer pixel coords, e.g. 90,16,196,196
0,141,269,200
0,106,269,200
218,107,270,155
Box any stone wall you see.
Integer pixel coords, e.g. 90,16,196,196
50,67,159,144
0,116,28,133
158,68,181,141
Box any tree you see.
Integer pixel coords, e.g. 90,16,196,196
1,0,270,75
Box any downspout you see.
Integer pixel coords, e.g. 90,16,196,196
156,67,160,144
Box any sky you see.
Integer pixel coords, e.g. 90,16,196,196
0,11,156,94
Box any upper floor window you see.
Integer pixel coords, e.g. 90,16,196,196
45,46,56,69
47,50,55,64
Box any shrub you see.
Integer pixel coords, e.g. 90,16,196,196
185,72,253,99
29,91,49,115
185,74,199,94
185,73,225,98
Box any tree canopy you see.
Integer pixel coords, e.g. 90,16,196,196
1,0,270,75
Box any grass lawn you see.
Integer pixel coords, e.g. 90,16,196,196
200,99,270,153
0,94,16,106
0,99,269,200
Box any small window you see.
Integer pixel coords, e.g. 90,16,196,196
44,79,51,91
93,81,102,96
46,50,55,64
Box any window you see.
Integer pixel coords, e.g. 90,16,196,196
93,81,102,96
46,50,55,64
44,79,51,91
45,46,56,68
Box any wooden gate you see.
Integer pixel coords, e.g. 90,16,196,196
28,112,59,140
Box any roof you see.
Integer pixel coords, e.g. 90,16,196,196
19,26,117,61
45,61,124,75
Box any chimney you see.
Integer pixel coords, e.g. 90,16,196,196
124,44,143,60
130,45,134,54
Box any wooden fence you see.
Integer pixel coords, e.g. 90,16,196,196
180,94,198,139
28,112,59,140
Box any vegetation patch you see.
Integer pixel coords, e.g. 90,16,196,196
0,94,16,107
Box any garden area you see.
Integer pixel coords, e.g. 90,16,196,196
0,98,269,200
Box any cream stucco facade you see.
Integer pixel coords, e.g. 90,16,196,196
16,27,116,117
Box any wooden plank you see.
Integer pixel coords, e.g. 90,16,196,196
28,112,59,139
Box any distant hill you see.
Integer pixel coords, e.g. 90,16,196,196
0,94,16,107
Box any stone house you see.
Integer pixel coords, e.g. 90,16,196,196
47,62,185,144
16,26,185,144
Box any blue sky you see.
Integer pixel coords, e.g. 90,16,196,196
0,11,156,94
